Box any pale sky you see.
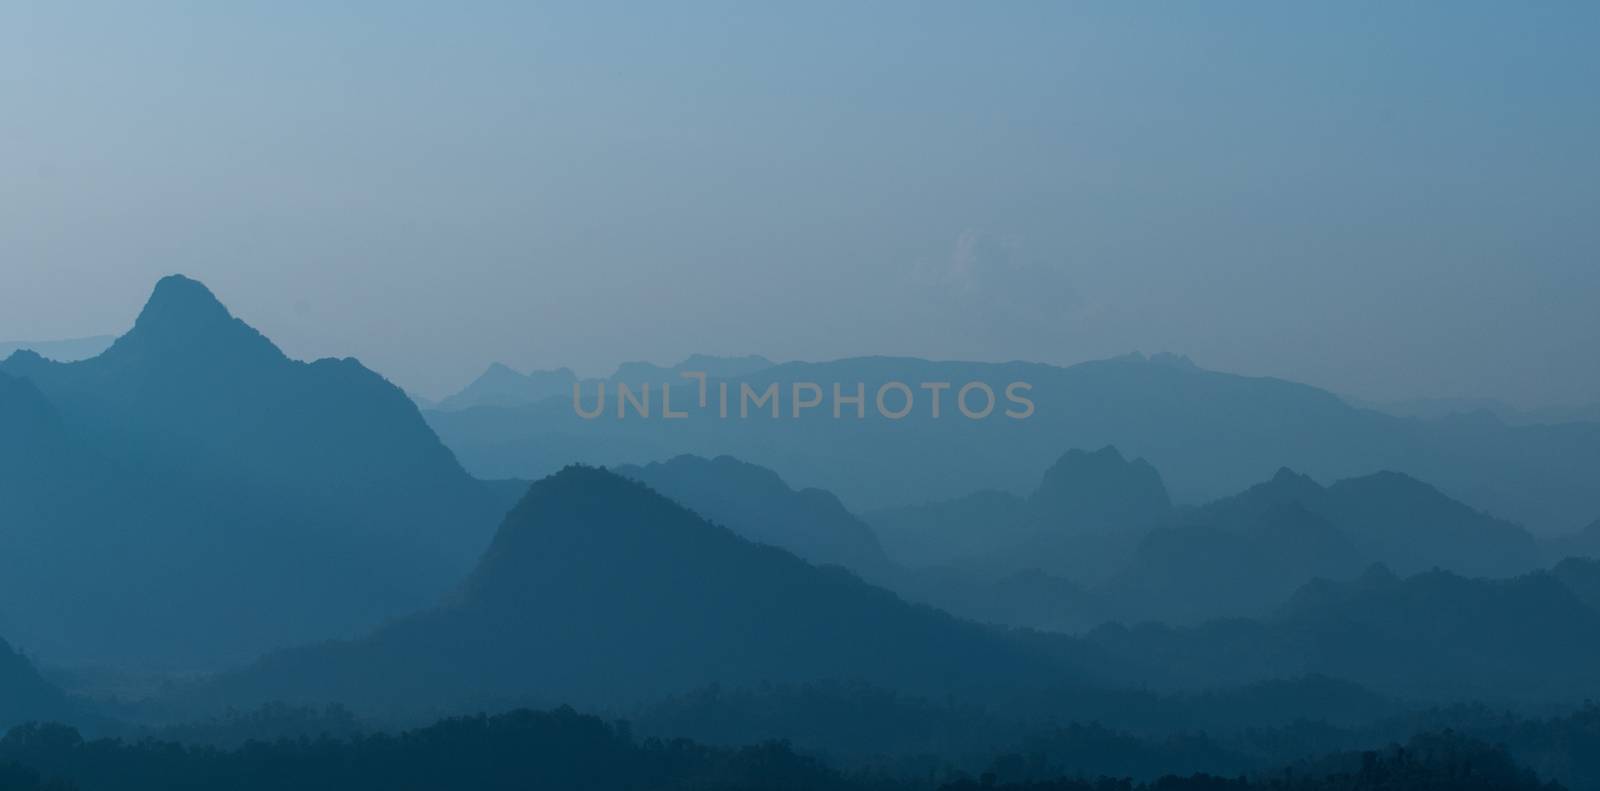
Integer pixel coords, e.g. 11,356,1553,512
3,2,1596,404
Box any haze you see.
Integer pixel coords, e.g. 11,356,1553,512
2,1,1596,405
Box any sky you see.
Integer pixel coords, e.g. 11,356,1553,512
2,1,1597,405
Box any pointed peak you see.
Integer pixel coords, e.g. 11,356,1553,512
481,362,524,380
111,275,281,362
138,275,232,327
1091,445,1126,460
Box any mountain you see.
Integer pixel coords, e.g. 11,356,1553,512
872,457,1540,626
0,635,83,732
868,446,1172,584
424,354,1600,533
213,466,1076,713
433,355,775,412
0,335,114,363
1546,518,1600,562
1028,446,1172,530
614,454,891,578
0,275,517,667
1185,466,1541,578
1097,466,1540,624
614,454,1106,632
436,363,577,411
1102,497,1368,624
1551,557,1600,612
611,353,774,383
1086,565,1600,701
867,489,1031,569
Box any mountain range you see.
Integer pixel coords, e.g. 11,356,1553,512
424,355,1600,534
0,335,115,364
434,354,775,412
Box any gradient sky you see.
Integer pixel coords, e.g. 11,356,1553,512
3,2,1597,404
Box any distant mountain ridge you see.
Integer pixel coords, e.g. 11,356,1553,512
868,449,1544,626
435,354,775,412
425,354,1600,533
0,335,115,363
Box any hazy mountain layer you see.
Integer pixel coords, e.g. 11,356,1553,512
615,454,892,579
426,355,1600,533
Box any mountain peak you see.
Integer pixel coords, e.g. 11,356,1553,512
137,274,233,329
1029,445,1172,530
110,275,282,363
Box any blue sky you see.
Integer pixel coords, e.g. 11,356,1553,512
3,2,1596,404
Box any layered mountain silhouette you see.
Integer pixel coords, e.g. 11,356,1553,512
1551,556,1600,612
212,466,1075,713
436,363,578,411
1547,518,1600,562
1085,564,1600,701
614,454,1108,632
0,276,517,667
424,354,1600,532
0,335,114,364
869,446,1172,584
1101,467,1541,623
614,454,892,579
0,635,82,733
610,354,774,383
434,354,775,412
868,451,1543,627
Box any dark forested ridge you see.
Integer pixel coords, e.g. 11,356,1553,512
0,707,1575,791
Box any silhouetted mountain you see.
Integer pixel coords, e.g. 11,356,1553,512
433,355,775,412
436,363,577,411
0,636,81,733
868,490,1032,569
614,454,892,578
425,354,1600,533
1029,446,1172,530
0,276,516,667
212,466,1076,713
0,335,114,364
1551,557,1600,613
1547,518,1600,563
617,454,1105,632
1102,500,1367,624
868,446,1172,585
1002,447,1174,583
1187,466,1541,578
1098,466,1540,623
1316,470,1541,577
610,354,774,383
1086,565,1600,701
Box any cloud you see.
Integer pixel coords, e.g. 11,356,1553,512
915,230,1081,347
